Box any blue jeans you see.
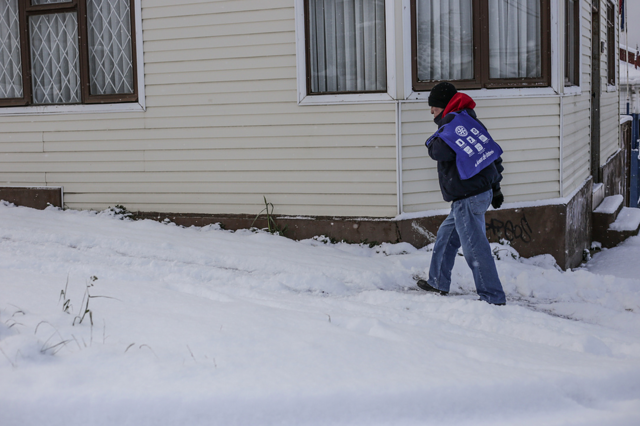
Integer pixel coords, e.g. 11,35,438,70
428,189,506,305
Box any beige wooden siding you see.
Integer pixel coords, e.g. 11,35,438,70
600,91,620,164
0,1,398,217
561,95,591,196
561,0,593,196
401,98,561,213
561,0,621,197
560,0,592,197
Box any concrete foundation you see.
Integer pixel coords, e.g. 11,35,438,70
135,180,594,270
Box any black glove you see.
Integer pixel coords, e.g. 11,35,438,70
491,189,504,209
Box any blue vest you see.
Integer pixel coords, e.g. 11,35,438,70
426,110,503,180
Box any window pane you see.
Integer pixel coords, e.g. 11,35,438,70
565,0,578,85
488,0,541,79
415,0,473,82
87,0,134,95
29,12,81,104
307,0,386,93
606,4,615,85
0,0,23,98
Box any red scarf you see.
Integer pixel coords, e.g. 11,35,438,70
442,92,476,118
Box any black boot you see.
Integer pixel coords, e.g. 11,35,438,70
416,280,448,295
479,299,506,306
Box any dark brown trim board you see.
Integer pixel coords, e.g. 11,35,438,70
0,187,63,210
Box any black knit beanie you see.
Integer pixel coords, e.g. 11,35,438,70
428,82,457,108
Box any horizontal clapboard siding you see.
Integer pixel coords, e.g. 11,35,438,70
561,95,591,197
600,91,620,163
0,1,398,217
0,0,622,220
562,0,620,198
562,0,595,197
401,98,561,213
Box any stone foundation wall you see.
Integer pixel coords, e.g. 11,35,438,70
136,182,594,270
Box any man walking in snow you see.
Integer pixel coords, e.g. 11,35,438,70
416,82,506,306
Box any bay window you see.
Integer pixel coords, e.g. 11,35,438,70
411,0,550,91
0,0,137,108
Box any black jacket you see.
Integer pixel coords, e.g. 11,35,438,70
427,108,503,202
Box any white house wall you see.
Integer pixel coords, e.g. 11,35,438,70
561,0,619,197
0,1,399,217
561,0,593,196
562,95,591,195
600,90,620,164
0,0,621,218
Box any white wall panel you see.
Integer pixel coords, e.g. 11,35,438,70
0,0,397,217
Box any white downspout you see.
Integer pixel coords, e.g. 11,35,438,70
560,95,564,198
395,101,403,216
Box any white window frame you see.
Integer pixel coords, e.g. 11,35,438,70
0,0,145,116
401,0,565,101
295,0,396,105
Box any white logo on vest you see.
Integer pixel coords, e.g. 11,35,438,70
455,126,468,137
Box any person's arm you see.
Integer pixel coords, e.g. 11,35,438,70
427,137,457,162
493,157,504,175
491,157,504,208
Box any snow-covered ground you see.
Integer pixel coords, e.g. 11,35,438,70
1,202,639,426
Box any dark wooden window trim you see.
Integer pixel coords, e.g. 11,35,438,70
565,0,580,87
606,1,616,86
0,0,137,108
411,0,551,92
303,0,388,96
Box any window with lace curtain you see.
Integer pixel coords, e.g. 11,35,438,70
411,0,551,91
0,0,137,108
304,0,387,95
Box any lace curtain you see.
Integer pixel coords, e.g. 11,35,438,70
415,0,474,82
416,0,542,82
0,0,23,99
307,0,387,93
29,12,81,104
87,0,134,95
488,0,541,79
